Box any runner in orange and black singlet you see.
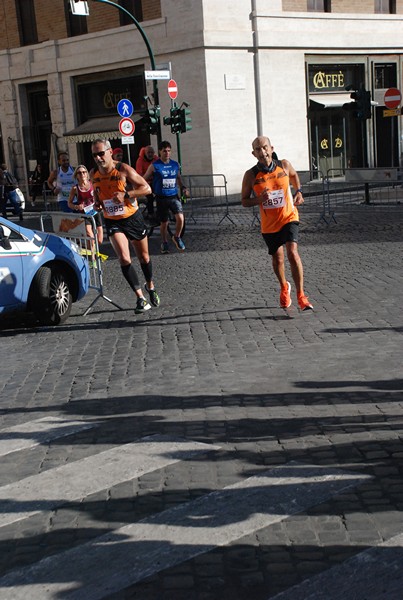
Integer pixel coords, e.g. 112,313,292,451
251,159,299,235
241,136,314,311
90,138,160,314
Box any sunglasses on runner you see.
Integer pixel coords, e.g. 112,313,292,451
76,171,87,175
92,150,110,158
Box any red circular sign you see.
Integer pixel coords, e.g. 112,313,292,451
384,87,401,109
119,117,135,136
168,79,178,100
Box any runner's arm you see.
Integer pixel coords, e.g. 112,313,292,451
143,163,155,183
89,168,103,210
67,185,79,211
119,163,151,202
47,170,58,194
283,159,304,205
177,172,188,196
241,169,263,207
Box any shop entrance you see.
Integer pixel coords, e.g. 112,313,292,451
309,108,368,175
307,62,368,176
309,111,346,175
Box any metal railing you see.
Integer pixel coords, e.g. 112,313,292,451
323,168,403,224
181,174,234,225
39,212,122,315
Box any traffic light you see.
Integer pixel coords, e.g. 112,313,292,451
145,106,160,135
163,106,192,134
179,106,192,133
343,86,372,120
167,107,181,134
162,109,177,133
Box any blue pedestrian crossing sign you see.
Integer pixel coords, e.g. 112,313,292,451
117,99,133,118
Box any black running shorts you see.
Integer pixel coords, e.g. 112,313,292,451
262,221,299,255
155,196,183,223
104,210,148,241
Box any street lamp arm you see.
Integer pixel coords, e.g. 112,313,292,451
89,0,161,144
91,0,156,69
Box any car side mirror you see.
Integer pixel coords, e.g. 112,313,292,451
0,225,12,250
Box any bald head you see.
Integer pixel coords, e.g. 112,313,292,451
252,136,271,151
251,136,274,166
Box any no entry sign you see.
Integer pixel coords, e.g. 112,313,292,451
168,79,178,100
384,87,401,109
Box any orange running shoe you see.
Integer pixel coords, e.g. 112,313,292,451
298,293,313,311
280,281,292,308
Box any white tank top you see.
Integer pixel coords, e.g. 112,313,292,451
56,166,75,203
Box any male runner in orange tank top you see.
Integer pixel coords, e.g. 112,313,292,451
90,138,160,314
241,136,313,311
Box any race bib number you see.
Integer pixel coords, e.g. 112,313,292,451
83,203,97,216
262,189,285,209
162,178,176,190
103,198,127,216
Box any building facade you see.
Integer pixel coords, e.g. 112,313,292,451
1,0,403,195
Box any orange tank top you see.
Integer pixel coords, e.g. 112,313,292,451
252,162,299,234
92,164,138,220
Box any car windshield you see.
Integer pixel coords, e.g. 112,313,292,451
0,221,26,241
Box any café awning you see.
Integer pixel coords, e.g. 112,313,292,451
64,114,143,143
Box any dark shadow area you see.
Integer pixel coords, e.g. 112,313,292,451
0,381,402,595
0,305,294,335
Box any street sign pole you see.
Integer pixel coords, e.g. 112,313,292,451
167,80,182,170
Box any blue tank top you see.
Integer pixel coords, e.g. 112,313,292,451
153,159,180,197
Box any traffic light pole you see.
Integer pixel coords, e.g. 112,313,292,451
344,83,372,204
362,120,370,204
91,0,162,145
171,102,182,169
176,131,182,171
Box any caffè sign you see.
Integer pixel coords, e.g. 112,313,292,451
308,64,364,93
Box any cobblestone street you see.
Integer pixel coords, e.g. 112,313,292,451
0,208,402,599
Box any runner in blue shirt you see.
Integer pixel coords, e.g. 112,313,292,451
144,140,188,254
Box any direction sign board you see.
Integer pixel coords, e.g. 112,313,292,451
168,79,178,100
383,108,400,117
117,98,133,118
384,87,401,109
119,118,135,136
144,70,170,80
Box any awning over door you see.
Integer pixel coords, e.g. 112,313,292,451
309,93,353,108
64,114,143,143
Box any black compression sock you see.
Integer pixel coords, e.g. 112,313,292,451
140,260,153,284
121,263,140,292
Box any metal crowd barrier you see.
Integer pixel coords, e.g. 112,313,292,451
181,174,234,225
324,168,403,224
39,211,122,315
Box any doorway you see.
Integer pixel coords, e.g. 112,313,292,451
24,83,52,179
372,62,399,167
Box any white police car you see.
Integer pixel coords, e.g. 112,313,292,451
0,216,89,325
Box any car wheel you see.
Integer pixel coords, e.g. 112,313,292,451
30,265,73,325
